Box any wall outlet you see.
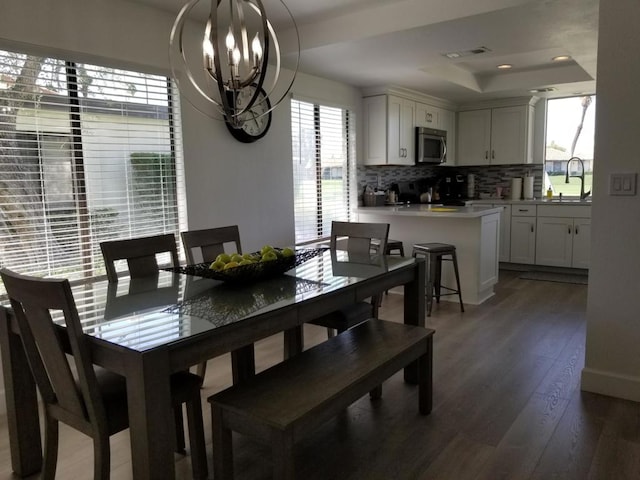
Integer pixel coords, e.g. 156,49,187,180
609,173,637,196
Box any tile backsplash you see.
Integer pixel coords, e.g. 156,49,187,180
357,164,544,200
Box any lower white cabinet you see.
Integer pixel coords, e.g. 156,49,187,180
510,204,536,264
536,216,591,268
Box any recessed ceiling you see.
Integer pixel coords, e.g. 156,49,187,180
126,0,599,105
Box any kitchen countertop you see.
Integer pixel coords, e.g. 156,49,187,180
469,198,593,206
355,204,503,218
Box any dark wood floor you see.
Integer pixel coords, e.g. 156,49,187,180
1,270,638,479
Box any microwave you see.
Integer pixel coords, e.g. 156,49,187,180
415,127,447,164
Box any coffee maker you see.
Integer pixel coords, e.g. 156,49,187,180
439,174,468,203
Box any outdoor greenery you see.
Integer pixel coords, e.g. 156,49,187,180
549,173,593,196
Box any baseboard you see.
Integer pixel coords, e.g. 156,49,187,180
500,262,588,276
581,367,640,402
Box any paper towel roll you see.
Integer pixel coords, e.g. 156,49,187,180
510,177,523,200
523,176,534,200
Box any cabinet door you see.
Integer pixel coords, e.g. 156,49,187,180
535,217,573,267
363,95,387,165
415,102,439,128
493,204,511,262
387,95,415,165
440,109,456,165
572,218,591,268
457,109,491,165
490,106,531,165
510,216,536,264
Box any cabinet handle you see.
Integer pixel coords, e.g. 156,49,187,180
568,226,572,234
492,150,495,159
403,148,407,157
575,226,579,235
485,151,488,160
531,225,534,233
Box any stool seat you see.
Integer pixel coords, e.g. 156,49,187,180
413,242,455,254
412,242,464,317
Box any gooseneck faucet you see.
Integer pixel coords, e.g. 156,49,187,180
565,156,591,200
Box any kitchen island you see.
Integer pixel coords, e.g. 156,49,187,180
356,204,503,305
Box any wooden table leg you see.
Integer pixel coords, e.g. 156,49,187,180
231,344,256,384
404,258,426,384
125,349,176,480
283,326,304,359
0,307,43,476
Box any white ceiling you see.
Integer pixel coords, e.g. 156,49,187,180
130,0,599,105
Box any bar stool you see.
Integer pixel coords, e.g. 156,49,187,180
412,242,464,317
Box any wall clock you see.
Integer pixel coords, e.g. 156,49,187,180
225,85,272,143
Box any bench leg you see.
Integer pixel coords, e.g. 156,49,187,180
212,404,234,480
272,430,295,480
369,385,383,399
418,335,433,415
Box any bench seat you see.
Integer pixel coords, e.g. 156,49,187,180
208,319,435,480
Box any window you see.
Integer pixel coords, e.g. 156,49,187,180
544,95,596,197
0,49,185,289
290,99,355,244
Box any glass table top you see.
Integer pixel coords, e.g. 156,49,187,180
33,250,417,352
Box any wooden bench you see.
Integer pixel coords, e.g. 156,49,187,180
208,319,435,480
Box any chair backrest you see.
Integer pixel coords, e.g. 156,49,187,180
181,226,242,264
100,233,179,282
0,268,108,434
329,221,390,260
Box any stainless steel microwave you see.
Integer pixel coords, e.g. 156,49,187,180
415,127,447,164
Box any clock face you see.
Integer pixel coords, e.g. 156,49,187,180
225,85,272,143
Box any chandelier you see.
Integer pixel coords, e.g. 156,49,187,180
169,0,299,128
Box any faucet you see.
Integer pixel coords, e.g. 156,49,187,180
565,156,591,200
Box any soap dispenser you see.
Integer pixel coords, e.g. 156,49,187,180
546,186,553,199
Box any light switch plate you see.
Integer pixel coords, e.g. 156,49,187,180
609,173,637,195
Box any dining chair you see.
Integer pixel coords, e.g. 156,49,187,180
181,225,242,264
309,221,390,337
99,233,197,453
100,233,180,282
0,268,208,480
181,225,242,378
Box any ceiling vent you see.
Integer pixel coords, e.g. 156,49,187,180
442,46,491,59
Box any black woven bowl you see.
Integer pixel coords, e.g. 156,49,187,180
165,248,324,283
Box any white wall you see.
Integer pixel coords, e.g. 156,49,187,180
581,0,640,401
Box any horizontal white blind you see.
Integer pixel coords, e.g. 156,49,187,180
291,99,354,244
0,49,185,289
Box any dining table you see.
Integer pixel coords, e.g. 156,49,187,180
0,248,425,479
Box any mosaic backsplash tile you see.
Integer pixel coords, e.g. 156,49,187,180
357,164,544,200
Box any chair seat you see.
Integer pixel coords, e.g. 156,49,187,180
91,368,204,435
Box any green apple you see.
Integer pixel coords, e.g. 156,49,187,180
209,260,225,271
230,253,244,263
215,253,231,264
261,250,278,262
282,247,295,257
260,244,275,255
242,253,257,261
223,261,239,270
238,259,254,266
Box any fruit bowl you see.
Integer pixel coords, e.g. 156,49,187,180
165,248,325,283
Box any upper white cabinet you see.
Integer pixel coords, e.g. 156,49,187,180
456,100,536,166
415,102,440,128
363,91,456,166
363,94,414,165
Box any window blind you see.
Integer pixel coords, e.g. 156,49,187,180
0,49,185,289
290,98,355,245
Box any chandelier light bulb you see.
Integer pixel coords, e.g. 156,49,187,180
225,27,235,51
252,33,263,63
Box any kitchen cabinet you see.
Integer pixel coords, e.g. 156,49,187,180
510,204,536,264
415,102,440,128
491,203,511,262
363,94,415,165
456,104,535,166
535,205,591,268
